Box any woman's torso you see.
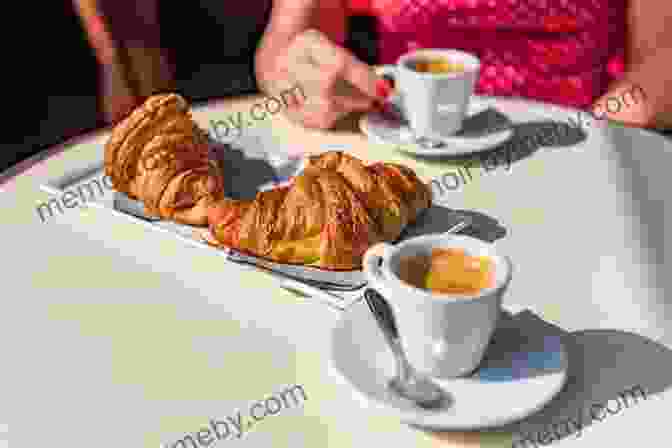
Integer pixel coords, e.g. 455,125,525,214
352,0,627,108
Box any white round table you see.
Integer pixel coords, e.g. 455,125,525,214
1,94,671,448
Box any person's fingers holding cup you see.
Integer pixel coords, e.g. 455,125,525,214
267,71,308,113
299,28,380,102
290,55,339,98
283,51,346,128
281,69,351,129
298,64,373,118
288,29,382,123
299,96,347,129
332,79,377,111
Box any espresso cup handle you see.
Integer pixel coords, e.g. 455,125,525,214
376,65,397,82
376,65,404,116
376,65,398,99
363,242,395,293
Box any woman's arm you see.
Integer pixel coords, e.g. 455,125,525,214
75,0,174,95
71,0,118,67
594,1,672,129
72,0,138,122
97,0,175,97
73,0,175,122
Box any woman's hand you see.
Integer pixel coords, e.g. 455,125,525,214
592,46,672,131
591,79,658,129
601,2,672,130
257,28,383,129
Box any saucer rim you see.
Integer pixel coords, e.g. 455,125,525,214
328,304,569,430
359,109,515,157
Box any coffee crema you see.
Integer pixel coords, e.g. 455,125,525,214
409,58,466,74
398,248,494,295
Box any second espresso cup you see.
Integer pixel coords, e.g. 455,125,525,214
380,49,480,140
362,234,512,379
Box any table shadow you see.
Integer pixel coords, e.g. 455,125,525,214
473,310,568,382
406,109,587,171
417,310,672,445
209,136,301,200
401,205,507,243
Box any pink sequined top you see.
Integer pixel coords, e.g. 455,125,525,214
350,0,627,108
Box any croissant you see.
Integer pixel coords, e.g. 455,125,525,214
205,151,432,270
104,93,224,226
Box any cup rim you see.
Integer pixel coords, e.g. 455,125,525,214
378,234,512,304
397,48,481,79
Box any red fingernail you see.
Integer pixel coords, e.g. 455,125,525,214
376,78,392,99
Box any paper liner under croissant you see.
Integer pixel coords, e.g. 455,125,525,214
198,229,363,272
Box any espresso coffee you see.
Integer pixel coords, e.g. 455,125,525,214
397,248,494,295
408,57,465,74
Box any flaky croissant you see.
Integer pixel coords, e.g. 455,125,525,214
104,93,224,226
205,151,432,270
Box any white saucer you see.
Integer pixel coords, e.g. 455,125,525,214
360,94,514,157
329,301,568,430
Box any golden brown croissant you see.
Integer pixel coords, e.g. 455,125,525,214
104,93,224,226
205,151,432,270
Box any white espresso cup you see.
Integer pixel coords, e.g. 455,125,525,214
379,49,480,140
362,234,512,379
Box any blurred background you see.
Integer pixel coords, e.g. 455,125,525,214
2,0,377,172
